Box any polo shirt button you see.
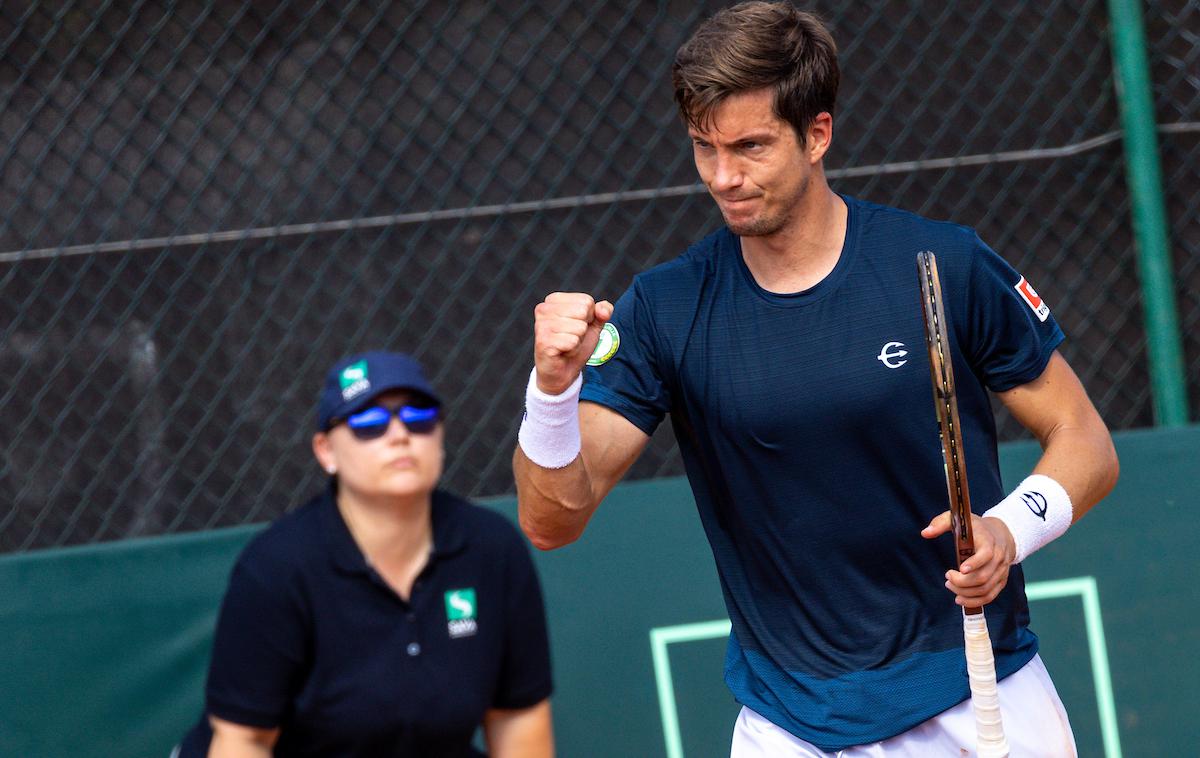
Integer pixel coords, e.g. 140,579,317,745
407,642,421,657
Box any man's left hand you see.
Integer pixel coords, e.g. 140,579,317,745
921,513,1018,607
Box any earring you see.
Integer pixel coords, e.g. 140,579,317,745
326,466,337,475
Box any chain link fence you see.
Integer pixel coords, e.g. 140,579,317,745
1,0,1196,552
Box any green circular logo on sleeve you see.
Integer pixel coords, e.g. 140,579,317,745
586,322,620,366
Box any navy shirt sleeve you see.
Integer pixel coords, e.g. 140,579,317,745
957,235,1065,391
205,551,310,728
580,279,672,435
491,530,553,709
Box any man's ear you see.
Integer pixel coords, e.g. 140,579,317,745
806,111,833,163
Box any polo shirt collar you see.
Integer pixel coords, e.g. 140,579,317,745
320,485,469,575
428,490,469,558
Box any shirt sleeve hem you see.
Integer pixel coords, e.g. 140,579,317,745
579,384,661,437
490,680,554,711
986,328,1065,392
206,700,283,730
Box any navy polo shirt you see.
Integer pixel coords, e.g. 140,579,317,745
179,488,552,757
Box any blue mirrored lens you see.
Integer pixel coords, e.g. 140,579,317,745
347,406,390,430
399,406,439,425
344,405,440,439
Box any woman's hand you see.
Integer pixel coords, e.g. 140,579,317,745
484,698,554,758
207,716,279,758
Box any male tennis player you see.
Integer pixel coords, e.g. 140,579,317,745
514,2,1117,756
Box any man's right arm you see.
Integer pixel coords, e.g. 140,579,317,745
514,401,649,549
513,292,652,550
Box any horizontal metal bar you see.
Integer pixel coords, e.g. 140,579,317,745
3,122,1197,265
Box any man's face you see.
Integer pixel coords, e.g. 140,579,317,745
688,88,817,238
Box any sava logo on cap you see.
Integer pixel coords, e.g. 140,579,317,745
1014,276,1051,322
445,588,478,638
587,322,620,366
339,360,370,401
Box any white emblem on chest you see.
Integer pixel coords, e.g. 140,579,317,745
876,341,908,369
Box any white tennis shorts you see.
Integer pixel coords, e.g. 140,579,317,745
730,655,1076,757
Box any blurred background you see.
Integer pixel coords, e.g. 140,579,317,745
0,0,1196,553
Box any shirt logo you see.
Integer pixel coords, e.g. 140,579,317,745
339,360,370,401
587,322,620,366
444,588,478,638
876,341,908,369
1015,276,1051,322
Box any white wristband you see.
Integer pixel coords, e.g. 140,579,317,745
983,474,1072,564
518,368,582,469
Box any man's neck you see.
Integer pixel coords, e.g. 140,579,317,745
740,185,847,294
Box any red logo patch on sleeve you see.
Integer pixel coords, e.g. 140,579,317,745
1014,276,1051,322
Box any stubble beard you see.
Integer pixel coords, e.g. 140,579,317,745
724,208,789,237
719,173,809,238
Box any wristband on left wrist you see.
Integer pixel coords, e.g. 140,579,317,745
982,474,1072,564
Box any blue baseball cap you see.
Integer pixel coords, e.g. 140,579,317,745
317,351,441,431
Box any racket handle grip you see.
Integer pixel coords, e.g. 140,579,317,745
964,611,1009,758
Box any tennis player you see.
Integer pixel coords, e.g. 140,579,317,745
179,351,553,757
513,3,1117,755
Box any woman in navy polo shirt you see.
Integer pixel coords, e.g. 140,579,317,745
179,351,553,757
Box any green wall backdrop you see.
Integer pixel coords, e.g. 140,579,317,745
1,426,1197,757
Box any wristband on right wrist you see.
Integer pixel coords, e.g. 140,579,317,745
982,474,1073,564
517,368,583,469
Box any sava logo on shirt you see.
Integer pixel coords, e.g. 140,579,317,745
444,588,478,638
1014,276,1051,322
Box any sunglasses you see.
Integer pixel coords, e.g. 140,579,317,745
342,404,441,440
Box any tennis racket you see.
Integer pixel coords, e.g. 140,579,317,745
917,251,1009,758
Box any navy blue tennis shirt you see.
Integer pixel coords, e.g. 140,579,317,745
580,195,1064,750
179,488,551,757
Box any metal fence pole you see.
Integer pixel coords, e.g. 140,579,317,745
1106,0,1189,426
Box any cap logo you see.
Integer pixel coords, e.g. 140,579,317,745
1014,276,1050,322
339,360,371,401
445,588,478,638
587,323,620,366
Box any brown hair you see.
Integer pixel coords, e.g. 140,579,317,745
672,2,839,143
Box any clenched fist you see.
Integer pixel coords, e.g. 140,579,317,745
533,292,614,395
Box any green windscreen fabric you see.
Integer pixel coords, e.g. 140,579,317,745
2,427,1198,757
0,525,261,757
